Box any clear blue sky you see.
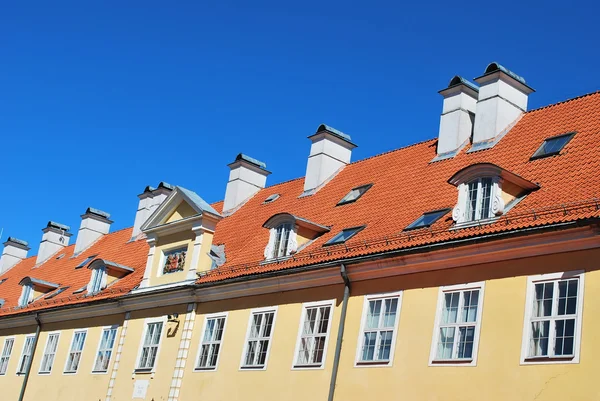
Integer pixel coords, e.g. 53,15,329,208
1,0,598,249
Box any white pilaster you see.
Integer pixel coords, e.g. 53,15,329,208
186,227,205,280
140,236,157,289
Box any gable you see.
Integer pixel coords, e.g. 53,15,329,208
166,201,199,223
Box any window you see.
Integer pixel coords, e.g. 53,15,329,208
162,247,187,274
137,321,163,370
93,327,118,372
337,184,373,206
88,266,106,294
465,178,493,221
39,333,60,373
324,226,365,246
405,209,450,230
263,194,280,204
356,293,402,366
64,331,87,373
196,314,227,370
430,283,485,366
293,300,334,369
272,223,293,258
521,272,584,364
17,335,35,374
241,308,277,369
19,284,33,307
0,338,15,375
531,132,575,160
76,255,97,269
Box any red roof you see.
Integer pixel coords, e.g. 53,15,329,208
1,91,599,315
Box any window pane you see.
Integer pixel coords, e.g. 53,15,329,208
533,283,554,317
377,331,393,361
466,181,478,221
442,293,459,324
317,307,330,334
530,320,550,356
382,298,398,328
437,327,455,359
554,319,575,356
366,300,382,329
457,326,475,359
461,290,479,323
361,332,376,361
480,178,492,219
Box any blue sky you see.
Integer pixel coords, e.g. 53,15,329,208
1,0,598,249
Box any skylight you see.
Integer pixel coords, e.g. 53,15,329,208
324,226,365,246
337,184,373,206
75,255,97,269
45,287,69,299
73,286,87,294
405,209,450,230
263,194,280,204
531,132,575,160
56,253,66,260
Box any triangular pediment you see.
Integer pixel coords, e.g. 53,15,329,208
140,186,222,232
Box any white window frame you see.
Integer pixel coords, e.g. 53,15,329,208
354,291,402,368
239,307,278,371
87,266,107,294
0,337,15,375
157,245,189,277
465,178,494,221
292,299,335,370
520,271,584,365
429,282,485,367
39,332,61,374
264,221,298,261
134,317,166,372
64,329,87,374
16,335,35,375
194,312,228,372
19,284,34,307
92,326,119,374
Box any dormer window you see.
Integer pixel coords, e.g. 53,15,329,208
19,284,33,307
88,265,107,294
466,178,493,221
448,163,539,226
263,213,330,261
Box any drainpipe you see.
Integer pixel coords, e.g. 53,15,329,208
18,314,42,401
328,264,350,401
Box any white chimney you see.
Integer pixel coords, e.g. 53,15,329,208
436,76,478,156
36,222,72,265
74,208,113,255
303,124,356,194
223,154,270,212
0,237,30,274
131,182,173,240
472,62,535,145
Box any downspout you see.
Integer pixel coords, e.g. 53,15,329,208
18,313,42,401
328,264,350,401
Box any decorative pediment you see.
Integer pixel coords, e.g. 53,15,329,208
18,276,59,290
448,163,539,190
141,186,222,235
262,213,330,233
87,258,134,274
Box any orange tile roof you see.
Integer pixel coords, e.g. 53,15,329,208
1,91,599,316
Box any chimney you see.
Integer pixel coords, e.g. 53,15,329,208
0,237,30,274
131,182,173,240
74,208,113,255
303,124,356,194
36,222,72,265
472,62,535,145
223,154,270,212
436,76,478,156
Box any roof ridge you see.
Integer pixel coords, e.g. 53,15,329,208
526,90,600,114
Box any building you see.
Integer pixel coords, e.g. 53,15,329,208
0,62,599,401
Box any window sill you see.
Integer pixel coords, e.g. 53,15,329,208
355,360,391,367
292,363,323,370
133,368,154,374
194,366,217,372
240,365,266,370
63,370,78,375
522,355,575,364
430,358,474,366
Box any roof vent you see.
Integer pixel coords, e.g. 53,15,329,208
263,194,280,204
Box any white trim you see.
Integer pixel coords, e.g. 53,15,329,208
354,291,403,368
63,328,88,374
428,282,485,367
291,299,335,370
520,270,584,365
16,334,35,375
0,336,16,375
38,331,61,374
194,312,228,372
91,325,119,374
239,306,278,371
134,316,167,373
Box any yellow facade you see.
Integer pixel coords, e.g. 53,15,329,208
1,243,598,401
